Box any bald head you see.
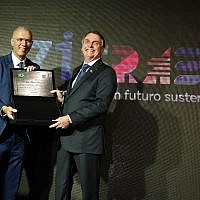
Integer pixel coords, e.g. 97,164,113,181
12,26,32,39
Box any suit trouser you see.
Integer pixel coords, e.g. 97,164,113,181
0,125,25,200
56,147,102,200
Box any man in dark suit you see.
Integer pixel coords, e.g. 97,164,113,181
50,31,117,200
0,26,39,200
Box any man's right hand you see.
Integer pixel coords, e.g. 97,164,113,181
2,106,17,120
50,89,64,103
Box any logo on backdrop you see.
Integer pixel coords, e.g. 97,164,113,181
112,46,200,85
112,46,200,103
31,31,200,103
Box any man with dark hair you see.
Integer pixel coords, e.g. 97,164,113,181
50,31,117,200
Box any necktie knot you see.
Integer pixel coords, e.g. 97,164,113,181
74,64,90,86
81,64,89,73
18,62,24,68
79,64,90,78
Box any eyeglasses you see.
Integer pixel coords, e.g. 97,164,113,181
83,39,102,47
14,38,33,45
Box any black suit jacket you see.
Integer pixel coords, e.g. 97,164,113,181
60,59,117,154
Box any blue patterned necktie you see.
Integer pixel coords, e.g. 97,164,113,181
76,64,90,83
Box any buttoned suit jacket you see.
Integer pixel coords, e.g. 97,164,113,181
0,53,40,135
60,59,117,154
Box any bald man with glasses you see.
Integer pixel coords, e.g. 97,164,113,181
0,26,39,200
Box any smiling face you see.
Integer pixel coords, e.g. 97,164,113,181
81,32,104,63
11,27,33,60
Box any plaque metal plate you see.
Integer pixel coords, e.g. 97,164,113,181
10,69,61,126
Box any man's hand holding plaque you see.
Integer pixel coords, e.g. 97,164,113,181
24,65,36,72
50,89,64,103
1,66,36,120
2,106,17,120
49,89,71,129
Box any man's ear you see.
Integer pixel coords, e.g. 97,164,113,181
11,38,14,47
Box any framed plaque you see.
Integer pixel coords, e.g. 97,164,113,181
10,68,61,126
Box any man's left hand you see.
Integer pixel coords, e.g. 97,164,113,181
24,65,36,72
49,116,70,129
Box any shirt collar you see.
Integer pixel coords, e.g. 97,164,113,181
12,52,26,67
84,58,100,66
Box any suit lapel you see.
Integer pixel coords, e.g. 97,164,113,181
71,66,94,91
1,54,14,106
25,58,33,66
66,66,81,95
68,60,105,97
4,53,14,68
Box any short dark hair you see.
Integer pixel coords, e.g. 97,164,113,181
83,31,105,48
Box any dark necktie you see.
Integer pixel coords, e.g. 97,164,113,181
75,64,90,83
18,62,24,68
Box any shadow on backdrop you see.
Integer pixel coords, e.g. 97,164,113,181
102,81,159,200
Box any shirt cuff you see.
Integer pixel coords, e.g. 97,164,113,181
0,106,7,118
67,114,72,123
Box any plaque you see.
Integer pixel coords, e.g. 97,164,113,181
10,69,61,126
